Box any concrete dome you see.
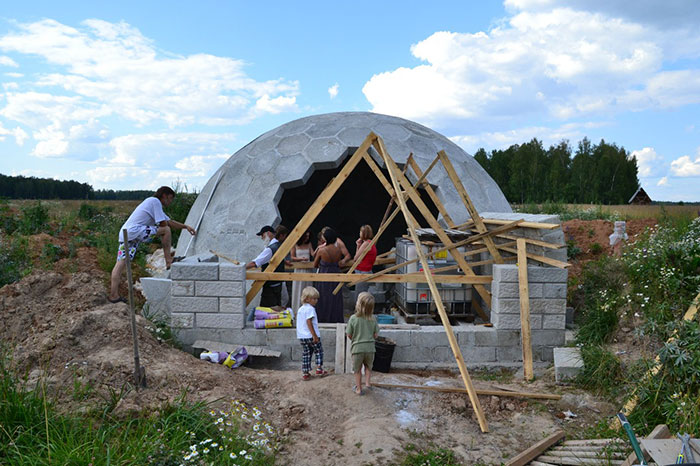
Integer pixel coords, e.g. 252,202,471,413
176,112,511,261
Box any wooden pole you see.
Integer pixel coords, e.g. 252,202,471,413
517,238,534,381
371,382,562,400
374,137,494,314
407,155,456,228
437,150,504,263
245,133,377,305
247,271,492,284
378,136,489,433
505,431,566,466
122,229,146,389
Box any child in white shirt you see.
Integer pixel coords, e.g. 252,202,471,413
296,286,328,380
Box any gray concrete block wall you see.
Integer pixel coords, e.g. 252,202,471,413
490,263,567,361
170,259,247,333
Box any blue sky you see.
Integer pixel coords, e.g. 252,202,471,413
1,1,699,201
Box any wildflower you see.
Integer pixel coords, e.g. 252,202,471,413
230,452,237,459
203,448,209,454
245,454,253,460
239,450,247,455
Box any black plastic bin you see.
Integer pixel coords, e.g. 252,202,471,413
373,337,396,373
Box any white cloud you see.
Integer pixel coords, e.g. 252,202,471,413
670,152,700,177
631,147,663,177
657,176,668,186
328,83,339,99
0,56,18,67
0,122,28,146
175,153,230,177
362,6,700,125
0,19,299,161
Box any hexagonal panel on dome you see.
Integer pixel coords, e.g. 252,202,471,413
175,112,511,262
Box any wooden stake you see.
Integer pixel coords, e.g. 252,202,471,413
246,271,492,285
407,155,455,227
123,229,146,389
245,133,377,305
498,245,570,269
517,238,534,381
378,136,489,433
210,249,240,264
335,324,346,374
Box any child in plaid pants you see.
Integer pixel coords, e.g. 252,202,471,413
296,286,328,380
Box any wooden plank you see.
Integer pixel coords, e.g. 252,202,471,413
537,455,623,465
377,136,489,433
407,155,456,228
531,462,559,466
620,424,670,466
457,218,560,230
638,438,700,466
545,450,626,459
335,324,346,374
246,271,493,284
562,440,625,446
493,233,565,249
245,133,377,305
615,292,700,427
498,245,570,269
517,238,534,381
505,430,566,466
371,382,562,400
349,219,522,290
437,150,504,263
192,340,281,358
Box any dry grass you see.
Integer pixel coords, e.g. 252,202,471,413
569,204,699,219
7,199,140,219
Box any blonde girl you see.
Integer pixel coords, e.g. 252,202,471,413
345,291,379,395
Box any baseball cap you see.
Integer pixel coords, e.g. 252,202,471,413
256,225,274,236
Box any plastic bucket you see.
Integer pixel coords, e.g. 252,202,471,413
376,314,396,324
372,337,396,373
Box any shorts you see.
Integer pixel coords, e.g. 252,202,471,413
116,226,158,261
352,352,375,373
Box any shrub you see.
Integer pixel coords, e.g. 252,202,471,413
0,235,30,286
18,202,50,235
576,345,623,398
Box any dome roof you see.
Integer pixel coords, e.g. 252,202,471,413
176,112,511,261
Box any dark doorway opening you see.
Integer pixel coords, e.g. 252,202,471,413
278,148,440,256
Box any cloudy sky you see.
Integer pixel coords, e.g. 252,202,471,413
1,1,699,201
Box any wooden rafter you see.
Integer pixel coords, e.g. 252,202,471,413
376,136,489,433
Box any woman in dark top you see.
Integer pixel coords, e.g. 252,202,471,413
313,228,345,323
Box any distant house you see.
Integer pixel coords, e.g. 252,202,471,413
628,187,652,205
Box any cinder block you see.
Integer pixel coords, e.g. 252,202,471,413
457,329,475,346
496,346,523,362
473,326,499,346
491,313,542,330
219,262,246,281
380,330,412,347
266,328,298,346
543,314,566,330
463,346,497,363
493,265,519,283
140,277,171,318
494,330,521,347
492,282,543,299
197,313,245,329
492,298,520,314
544,283,567,299
196,281,245,297
171,262,219,280
532,330,565,347
171,296,218,313
540,346,554,362
528,267,567,283
220,297,245,314
432,346,454,363
171,280,194,296
394,345,433,362
171,313,194,328
411,328,449,348
530,299,567,315
554,347,583,381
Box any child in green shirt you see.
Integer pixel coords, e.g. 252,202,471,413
346,292,379,395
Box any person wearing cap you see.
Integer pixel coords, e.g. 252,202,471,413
246,225,289,315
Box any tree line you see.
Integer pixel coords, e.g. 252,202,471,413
0,174,154,200
473,137,640,204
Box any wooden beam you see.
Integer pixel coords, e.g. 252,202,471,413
517,238,534,381
379,154,412,227
407,155,455,228
335,324,346,374
505,431,566,466
371,382,562,400
457,218,560,230
437,150,504,263
245,133,376,305
498,245,570,269
492,233,564,249
349,220,522,289
246,271,493,285
377,135,489,433
377,138,493,316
